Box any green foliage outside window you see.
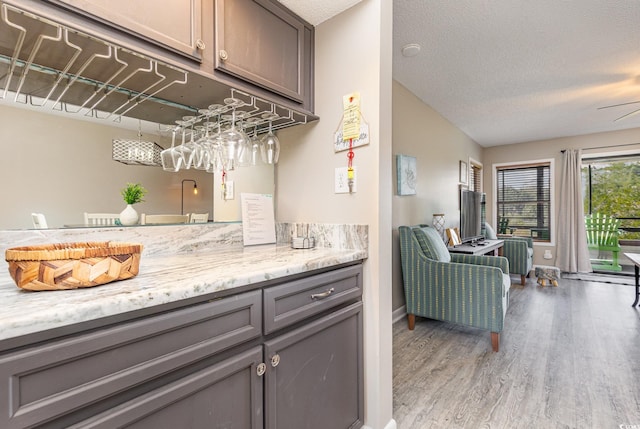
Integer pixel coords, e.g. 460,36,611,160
582,159,640,240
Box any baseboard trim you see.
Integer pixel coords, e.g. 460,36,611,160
362,418,397,429
392,305,406,324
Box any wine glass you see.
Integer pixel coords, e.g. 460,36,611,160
219,101,249,170
236,112,255,167
161,125,183,172
174,116,197,170
260,113,280,164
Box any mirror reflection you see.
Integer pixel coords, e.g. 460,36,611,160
0,102,274,230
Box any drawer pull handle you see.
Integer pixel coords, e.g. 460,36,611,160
311,288,335,300
257,363,266,376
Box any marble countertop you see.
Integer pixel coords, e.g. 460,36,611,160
0,244,366,343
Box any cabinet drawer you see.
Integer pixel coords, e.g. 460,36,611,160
68,346,264,429
263,264,362,334
0,290,261,429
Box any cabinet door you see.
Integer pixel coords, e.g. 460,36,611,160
0,290,261,429
46,0,204,61
214,0,310,103
264,302,364,429
69,346,264,429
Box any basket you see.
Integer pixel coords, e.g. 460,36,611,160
112,139,163,166
5,242,143,291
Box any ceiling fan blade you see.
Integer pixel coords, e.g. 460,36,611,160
614,107,640,122
598,100,640,110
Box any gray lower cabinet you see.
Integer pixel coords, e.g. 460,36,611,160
0,264,362,429
265,302,364,429
69,346,265,429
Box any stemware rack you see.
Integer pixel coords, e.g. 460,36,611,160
0,3,310,140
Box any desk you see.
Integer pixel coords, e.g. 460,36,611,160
623,253,640,307
449,239,504,256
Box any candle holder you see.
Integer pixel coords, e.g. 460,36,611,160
432,213,446,241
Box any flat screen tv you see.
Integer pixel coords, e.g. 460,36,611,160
460,189,486,243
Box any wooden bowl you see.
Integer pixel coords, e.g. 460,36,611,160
5,242,143,291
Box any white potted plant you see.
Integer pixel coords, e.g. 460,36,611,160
119,183,147,226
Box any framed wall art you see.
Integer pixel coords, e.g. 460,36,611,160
396,154,417,195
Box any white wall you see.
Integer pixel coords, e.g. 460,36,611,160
391,81,483,310
0,104,213,228
0,104,274,229
212,162,274,221
276,1,394,427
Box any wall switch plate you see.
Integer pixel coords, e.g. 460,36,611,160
543,250,553,259
224,180,234,200
335,166,357,193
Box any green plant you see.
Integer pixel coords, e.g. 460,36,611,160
121,183,147,205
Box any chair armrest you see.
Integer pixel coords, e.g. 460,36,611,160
503,238,533,260
504,236,533,248
451,253,509,274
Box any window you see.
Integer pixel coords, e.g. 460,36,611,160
469,158,483,192
496,162,551,241
582,154,640,239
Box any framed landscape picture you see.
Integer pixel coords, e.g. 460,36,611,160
396,154,417,195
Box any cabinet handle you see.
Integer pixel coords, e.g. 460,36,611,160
311,287,335,300
271,354,281,367
196,39,206,50
219,49,228,61
257,362,267,376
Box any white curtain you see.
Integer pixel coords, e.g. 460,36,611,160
556,149,592,273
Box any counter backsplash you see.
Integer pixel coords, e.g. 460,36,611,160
0,222,368,258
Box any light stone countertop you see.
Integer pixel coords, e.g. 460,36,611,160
0,243,366,343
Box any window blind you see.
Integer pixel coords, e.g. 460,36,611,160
496,163,551,240
470,164,482,192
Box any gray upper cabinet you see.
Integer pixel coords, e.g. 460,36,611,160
44,0,205,61
213,0,313,104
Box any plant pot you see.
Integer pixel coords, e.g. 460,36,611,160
119,204,139,226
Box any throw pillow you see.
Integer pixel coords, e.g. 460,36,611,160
485,222,497,239
413,226,451,263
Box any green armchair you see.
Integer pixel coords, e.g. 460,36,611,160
486,223,533,285
399,225,511,352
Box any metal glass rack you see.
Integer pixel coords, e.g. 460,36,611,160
0,3,310,133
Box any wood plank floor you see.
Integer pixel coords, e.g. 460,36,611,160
393,277,640,429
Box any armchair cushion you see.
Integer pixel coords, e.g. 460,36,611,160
413,226,451,263
484,222,497,239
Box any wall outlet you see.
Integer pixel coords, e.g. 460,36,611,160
335,166,357,193
543,250,553,260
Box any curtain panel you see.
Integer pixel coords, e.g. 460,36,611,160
556,149,592,273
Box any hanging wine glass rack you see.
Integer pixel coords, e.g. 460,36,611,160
0,2,310,138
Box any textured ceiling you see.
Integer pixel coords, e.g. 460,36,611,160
282,1,640,147
394,0,640,146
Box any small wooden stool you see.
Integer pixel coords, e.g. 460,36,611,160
535,266,560,287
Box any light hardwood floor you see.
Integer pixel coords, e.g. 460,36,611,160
393,277,640,429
